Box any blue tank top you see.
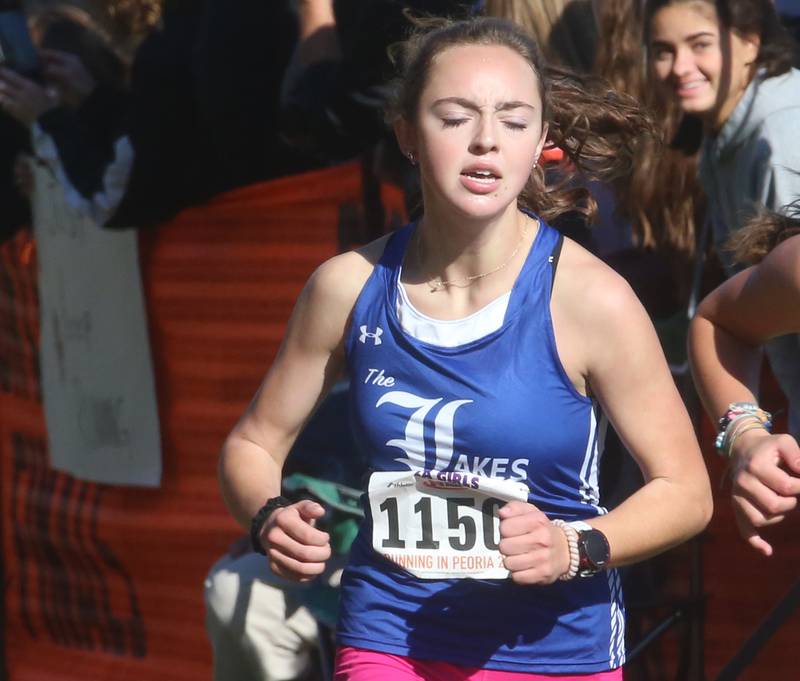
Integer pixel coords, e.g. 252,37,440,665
338,219,625,674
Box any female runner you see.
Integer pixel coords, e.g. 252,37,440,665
220,16,712,680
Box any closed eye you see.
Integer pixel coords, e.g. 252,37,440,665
503,121,527,131
442,118,468,128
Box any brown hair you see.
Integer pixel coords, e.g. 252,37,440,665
594,0,704,281
483,0,598,73
644,0,796,78
725,201,800,265
386,16,657,225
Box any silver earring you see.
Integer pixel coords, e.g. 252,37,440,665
407,151,416,165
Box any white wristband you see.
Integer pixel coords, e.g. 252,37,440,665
568,520,592,532
552,519,579,581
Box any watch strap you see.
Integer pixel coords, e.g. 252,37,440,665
250,496,291,555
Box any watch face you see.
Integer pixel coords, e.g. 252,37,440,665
579,529,610,573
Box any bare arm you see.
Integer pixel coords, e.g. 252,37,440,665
557,245,713,566
219,244,379,578
689,235,800,419
499,243,713,586
688,235,800,555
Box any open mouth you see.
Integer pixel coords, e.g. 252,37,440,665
461,169,499,183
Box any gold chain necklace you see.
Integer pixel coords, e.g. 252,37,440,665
417,223,529,293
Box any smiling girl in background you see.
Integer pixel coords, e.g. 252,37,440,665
219,16,712,679
647,0,800,436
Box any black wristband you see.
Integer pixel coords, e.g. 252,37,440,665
249,496,290,555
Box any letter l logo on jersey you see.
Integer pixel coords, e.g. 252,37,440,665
360,326,383,345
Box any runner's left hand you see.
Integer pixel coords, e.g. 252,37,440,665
498,500,570,584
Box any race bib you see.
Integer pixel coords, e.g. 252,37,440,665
368,470,529,579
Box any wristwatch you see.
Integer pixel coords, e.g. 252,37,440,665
570,520,610,577
250,496,290,555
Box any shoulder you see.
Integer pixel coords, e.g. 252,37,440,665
759,108,800,146
702,233,800,310
759,68,800,100
550,238,665,384
553,238,643,324
754,71,800,140
761,233,800,294
696,234,800,344
301,232,394,318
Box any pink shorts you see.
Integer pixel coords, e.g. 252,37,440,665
334,646,624,681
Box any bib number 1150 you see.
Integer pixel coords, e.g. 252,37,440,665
379,495,501,551
367,471,529,580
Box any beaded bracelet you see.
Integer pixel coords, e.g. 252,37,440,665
715,402,772,457
552,519,579,581
725,421,770,459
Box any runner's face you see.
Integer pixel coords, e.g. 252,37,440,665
399,44,547,222
649,3,759,129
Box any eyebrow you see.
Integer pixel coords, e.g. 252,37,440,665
432,97,536,112
651,31,716,46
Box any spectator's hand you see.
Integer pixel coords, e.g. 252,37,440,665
40,49,96,108
13,153,34,198
498,500,570,585
257,499,331,582
0,67,58,126
729,428,800,556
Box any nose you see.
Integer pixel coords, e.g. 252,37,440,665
671,46,694,79
469,115,498,154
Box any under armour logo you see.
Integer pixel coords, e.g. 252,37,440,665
359,325,383,345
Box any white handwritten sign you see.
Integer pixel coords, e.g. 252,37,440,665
32,164,161,486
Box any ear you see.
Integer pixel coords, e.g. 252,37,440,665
394,117,417,159
741,31,761,65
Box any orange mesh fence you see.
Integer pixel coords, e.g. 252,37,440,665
0,162,405,681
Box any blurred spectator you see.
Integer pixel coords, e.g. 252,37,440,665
0,1,220,230
0,5,131,225
280,0,476,165
107,0,217,228
484,0,597,71
689,205,800,556
594,0,707,318
191,0,316,192
34,6,130,223
647,0,800,438
278,0,476,236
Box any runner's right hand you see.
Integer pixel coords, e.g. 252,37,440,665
259,499,331,581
